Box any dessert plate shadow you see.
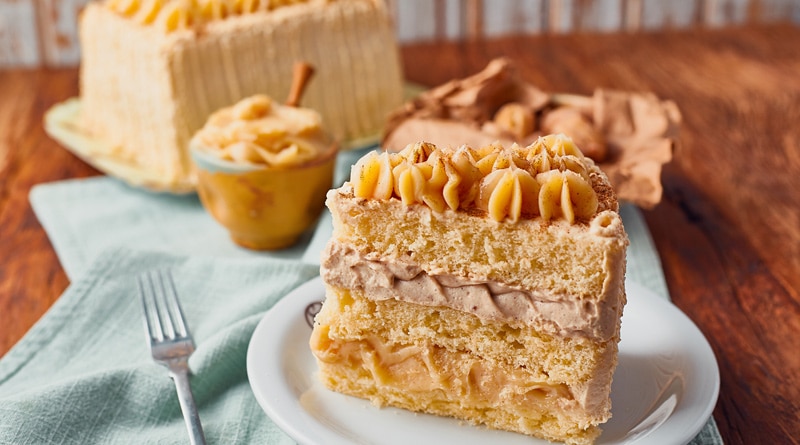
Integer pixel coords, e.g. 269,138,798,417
246,277,719,445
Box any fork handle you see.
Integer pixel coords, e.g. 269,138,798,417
170,367,207,445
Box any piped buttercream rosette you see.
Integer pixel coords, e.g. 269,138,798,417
352,134,601,224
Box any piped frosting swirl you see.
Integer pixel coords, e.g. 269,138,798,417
105,0,312,32
191,94,330,167
350,135,600,224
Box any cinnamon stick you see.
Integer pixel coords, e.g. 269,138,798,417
285,61,315,107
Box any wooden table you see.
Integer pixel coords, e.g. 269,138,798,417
1,24,798,444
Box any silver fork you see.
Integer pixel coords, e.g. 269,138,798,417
138,269,207,445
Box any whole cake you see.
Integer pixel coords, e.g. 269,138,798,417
79,0,404,187
310,135,628,444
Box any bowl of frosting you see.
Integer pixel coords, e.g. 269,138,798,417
190,93,337,250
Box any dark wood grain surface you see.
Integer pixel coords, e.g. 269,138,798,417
1,25,798,444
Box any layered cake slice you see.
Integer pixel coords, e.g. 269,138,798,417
310,135,628,445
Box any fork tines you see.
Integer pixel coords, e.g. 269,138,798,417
138,269,191,344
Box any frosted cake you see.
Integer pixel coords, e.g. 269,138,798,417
310,135,629,444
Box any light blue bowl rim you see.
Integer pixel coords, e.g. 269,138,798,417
189,140,340,175
189,144,268,174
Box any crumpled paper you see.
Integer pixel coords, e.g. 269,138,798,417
382,58,681,208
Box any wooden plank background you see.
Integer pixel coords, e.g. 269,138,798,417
1,0,799,67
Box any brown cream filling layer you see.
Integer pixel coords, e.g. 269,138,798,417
321,241,621,341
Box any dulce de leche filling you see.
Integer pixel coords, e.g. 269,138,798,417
321,241,621,342
310,329,582,414
191,94,331,167
351,136,599,224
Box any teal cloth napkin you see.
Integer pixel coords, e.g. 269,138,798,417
0,248,317,444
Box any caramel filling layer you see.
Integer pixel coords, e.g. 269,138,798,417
310,330,604,443
313,329,570,400
309,326,588,418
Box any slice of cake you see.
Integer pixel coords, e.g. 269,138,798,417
310,135,628,445
79,0,404,186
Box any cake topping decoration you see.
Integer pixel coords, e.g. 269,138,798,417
191,94,329,167
105,0,312,32
350,134,599,223
476,166,539,223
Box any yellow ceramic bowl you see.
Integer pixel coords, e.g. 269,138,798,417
190,142,338,250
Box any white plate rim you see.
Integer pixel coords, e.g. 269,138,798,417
246,277,720,445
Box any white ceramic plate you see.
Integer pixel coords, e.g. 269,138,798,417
247,278,719,445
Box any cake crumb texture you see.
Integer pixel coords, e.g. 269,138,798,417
311,287,608,445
